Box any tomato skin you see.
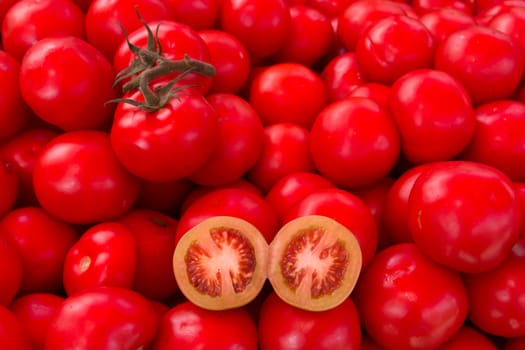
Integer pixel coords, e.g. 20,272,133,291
412,0,474,15
0,157,18,218
1,128,58,207
45,286,160,350
464,240,525,338
353,243,469,350
389,69,476,164
85,0,173,61
63,222,138,296
320,52,365,102
33,130,141,225
258,291,361,350
166,0,220,30
0,50,32,141
1,0,85,61
10,293,65,350
505,335,525,350
152,301,258,350
111,90,219,182
419,8,476,45
198,29,251,94
0,207,78,295
189,93,264,187
348,82,391,111
356,15,436,85
434,25,524,105
118,209,180,302
284,187,379,269
175,187,280,244
461,100,525,182
309,97,401,189
0,236,23,306
135,178,195,216
20,36,117,131
438,326,498,350
0,305,31,350
408,161,523,273
247,123,316,193
220,0,291,60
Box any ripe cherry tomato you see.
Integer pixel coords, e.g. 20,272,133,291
247,122,315,193
438,326,498,350
258,291,361,350
0,305,31,350
0,156,17,218
0,207,78,294
152,301,258,349
63,222,138,296
1,0,85,61
45,286,160,349
166,0,220,30
419,8,476,45
353,243,469,350
0,236,22,306
320,52,365,101
412,0,475,15
33,130,141,224
408,161,523,273
309,97,400,189
348,82,391,111
389,69,476,164
19,36,117,131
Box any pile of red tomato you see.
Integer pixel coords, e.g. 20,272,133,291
1,0,525,348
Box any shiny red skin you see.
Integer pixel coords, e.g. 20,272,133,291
408,161,523,273
356,15,436,85
412,0,475,15
284,187,379,269
152,301,258,350
1,0,85,61
247,123,316,193
63,222,137,296
438,326,498,350
119,209,180,302
0,236,23,306
258,292,361,350
10,293,65,350
0,156,17,218
389,69,476,164
464,240,525,337
320,52,365,101
461,100,525,182
309,97,400,189
434,25,524,105
419,8,476,45
0,207,78,294
0,305,31,350
45,287,160,349
249,62,328,129
353,243,469,350
348,83,391,111
166,0,220,30
33,130,141,224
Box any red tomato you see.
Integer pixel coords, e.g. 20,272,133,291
135,178,195,216
247,123,316,193
0,305,31,350
265,172,336,224
189,93,264,187
113,19,213,95
464,240,525,337
166,0,220,30
152,301,258,349
0,156,17,218
220,0,291,60
355,15,436,85
84,0,173,61
175,187,280,244
0,50,32,141
110,89,219,182
412,0,475,15
348,82,391,111
309,97,400,189
419,8,476,45
10,293,65,350
258,291,361,350
1,0,85,61
389,69,476,164
408,161,523,273
198,29,251,94
19,36,117,131
309,0,354,18
353,243,469,350
33,130,141,224
434,25,524,105
249,62,328,129
438,326,498,350
272,5,334,66
0,127,58,207
0,236,22,306
284,187,379,269
119,209,180,302
320,52,365,101
0,207,78,294
461,100,525,181
45,286,160,349
63,222,137,296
